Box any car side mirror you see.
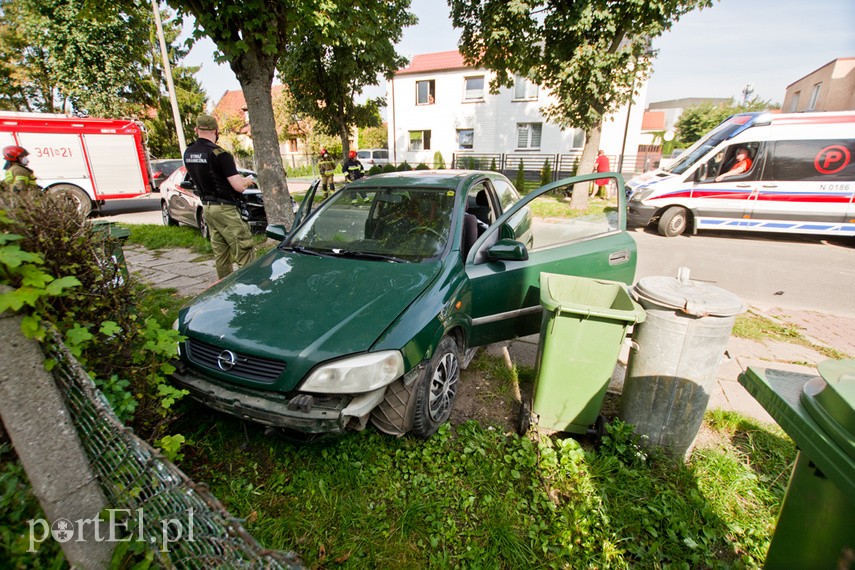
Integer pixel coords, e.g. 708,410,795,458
179,179,195,190
266,224,287,241
486,239,528,261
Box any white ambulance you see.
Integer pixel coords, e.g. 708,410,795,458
626,111,855,237
0,111,152,216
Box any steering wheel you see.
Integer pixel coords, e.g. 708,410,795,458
407,226,443,240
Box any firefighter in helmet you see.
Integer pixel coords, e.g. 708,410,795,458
343,150,364,182
2,145,39,192
318,148,336,198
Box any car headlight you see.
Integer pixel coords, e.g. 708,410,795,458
630,188,655,202
301,351,405,394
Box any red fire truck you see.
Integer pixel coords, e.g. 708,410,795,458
0,111,152,216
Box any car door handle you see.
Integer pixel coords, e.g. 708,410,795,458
736,183,752,188
609,250,630,265
762,184,778,188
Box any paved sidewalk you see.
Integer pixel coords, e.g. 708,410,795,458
125,244,855,427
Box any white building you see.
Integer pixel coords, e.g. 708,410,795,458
386,50,648,173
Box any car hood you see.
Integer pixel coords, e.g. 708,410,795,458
181,249,441,385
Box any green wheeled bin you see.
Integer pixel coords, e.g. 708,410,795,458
739,359,855,569
524,273,645,435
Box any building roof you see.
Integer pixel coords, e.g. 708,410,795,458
213,85,289,135
396,51,468,76
785,57,855,89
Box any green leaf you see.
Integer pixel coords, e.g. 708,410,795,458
99,321,122,337
44,276,82,296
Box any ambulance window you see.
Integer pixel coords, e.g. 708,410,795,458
767,139,855,182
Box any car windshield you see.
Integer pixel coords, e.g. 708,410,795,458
287,185,455,262
666,115,755,175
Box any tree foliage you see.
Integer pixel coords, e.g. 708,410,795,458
675,98,777,146
359,123,388,150
279,0,415,156
0,0,205,157
449,0,713,209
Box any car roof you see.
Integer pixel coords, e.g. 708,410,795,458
349,169,506,190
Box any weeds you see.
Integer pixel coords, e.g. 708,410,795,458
733,311,851,360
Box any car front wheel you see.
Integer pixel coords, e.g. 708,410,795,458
412,336,461,438
161,201,178,226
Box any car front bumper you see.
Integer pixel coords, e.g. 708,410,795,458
627,202,657,228
171,363,388,433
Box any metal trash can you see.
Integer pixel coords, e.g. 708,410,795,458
526,273,645,435
739,360,854,569
91,220,130,283
619,267,743,457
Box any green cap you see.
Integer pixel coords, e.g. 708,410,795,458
195,114,218,130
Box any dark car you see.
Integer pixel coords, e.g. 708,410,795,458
160,166,267,238
150,159,184,190
170,170,637,437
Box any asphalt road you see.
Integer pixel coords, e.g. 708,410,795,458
96,195,855,316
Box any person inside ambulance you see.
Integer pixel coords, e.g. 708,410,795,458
2,145,39,192
715,147,753,182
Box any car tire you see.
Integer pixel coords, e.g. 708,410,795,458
48,184,92,217
161,201,178,226
197,208,209,239
658,206,688,237
412,335,461,438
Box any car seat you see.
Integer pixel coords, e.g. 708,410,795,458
461,214,478,260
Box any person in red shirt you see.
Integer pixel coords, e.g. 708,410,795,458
592,149,611,197
715,147,753,182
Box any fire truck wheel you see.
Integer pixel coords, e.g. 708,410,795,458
48,184,92,217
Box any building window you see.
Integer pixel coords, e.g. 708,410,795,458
513,76,539,100
808,83,821,110
789,91,801,112
463,76,484,101
416,80,435,105
409,130,431,151
457,129,474,150
516,123,542,149
570,128,585,149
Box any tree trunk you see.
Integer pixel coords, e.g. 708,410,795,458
233,53,294,228
569,125,603,211
338,115,350,159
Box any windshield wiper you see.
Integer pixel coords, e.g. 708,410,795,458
283,245,334,257
330,249,406,263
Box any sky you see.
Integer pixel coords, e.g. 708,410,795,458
185,0,855,110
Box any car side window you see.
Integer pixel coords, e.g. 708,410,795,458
471,176,621,264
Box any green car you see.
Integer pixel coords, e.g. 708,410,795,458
171,170,636,437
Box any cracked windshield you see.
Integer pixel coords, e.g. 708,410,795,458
287,186,455,262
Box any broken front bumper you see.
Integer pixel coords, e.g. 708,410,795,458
170,363,387,434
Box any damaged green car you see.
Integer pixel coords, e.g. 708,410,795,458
171,170,636,437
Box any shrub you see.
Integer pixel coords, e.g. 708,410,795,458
515,160,526,193
382,164,397,173
367,165,383,176
415,163,429,170
433,151,446,169
540,158,552,186
489,157,497,172
0,191,186,439
397,161,412,171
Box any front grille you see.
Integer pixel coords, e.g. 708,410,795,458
185,338,285,383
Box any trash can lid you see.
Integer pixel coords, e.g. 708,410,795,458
801,359,855,461
633,267,744,317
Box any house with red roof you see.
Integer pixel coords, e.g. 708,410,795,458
386,50,648,173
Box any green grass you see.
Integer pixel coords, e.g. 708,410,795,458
529,193,614,219
733,311,850,360
121,224,275,259
172,402,795,569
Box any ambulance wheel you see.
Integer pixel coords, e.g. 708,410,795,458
197,209,210,240
658,207,688,237
49,184,92,217
161,201,178,226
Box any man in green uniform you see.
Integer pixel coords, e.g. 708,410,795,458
2,145,39,192
318,148,336,198
183,114,256,280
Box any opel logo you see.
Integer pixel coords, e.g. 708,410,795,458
217,350,238,371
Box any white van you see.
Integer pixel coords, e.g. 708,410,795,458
627,111,855,237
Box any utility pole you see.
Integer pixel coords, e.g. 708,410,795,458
151,0,186,153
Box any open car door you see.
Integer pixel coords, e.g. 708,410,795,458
266,179,320,241
465,172,638,347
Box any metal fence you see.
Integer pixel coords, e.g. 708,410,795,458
43,328,303,569
451,151,653,180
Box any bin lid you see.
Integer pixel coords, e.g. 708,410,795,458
632,267,744,317
801,359,855,461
